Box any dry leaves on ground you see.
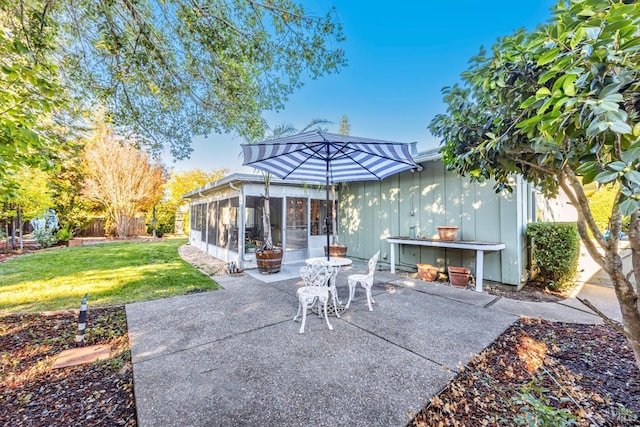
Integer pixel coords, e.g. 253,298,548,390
0,307,135,426
409,318,640,426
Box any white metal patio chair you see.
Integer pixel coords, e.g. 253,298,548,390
293,260,334,333
345,251,380,311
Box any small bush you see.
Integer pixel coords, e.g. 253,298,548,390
56,227,73,243
514,380,578,426
32,228,57,248
30,209,59,248
527,222,580,291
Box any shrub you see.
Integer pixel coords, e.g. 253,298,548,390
527,222,580,291
32,227,57,248
56,226,73,243
30,209,59,248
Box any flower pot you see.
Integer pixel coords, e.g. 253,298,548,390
324,245,348,258
438,226,459,241
417,263,439,281
448,266,470,288
255,248,283,274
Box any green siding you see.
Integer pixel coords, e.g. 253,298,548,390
340,160,529,287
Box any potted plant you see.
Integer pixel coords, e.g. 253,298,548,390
245,240,258,253
250,120,332,272
324,117,351,258
254,172,283,274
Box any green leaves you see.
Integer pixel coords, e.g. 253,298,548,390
537,48,560,66
0,3,70,198
431,0,640,213
50,0,346,160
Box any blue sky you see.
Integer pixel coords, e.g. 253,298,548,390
166,0,558,174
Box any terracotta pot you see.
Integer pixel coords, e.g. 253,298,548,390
448,266,470,288
255,248,283,274
438,226,459,241
324,245,348,258
417,263,439,281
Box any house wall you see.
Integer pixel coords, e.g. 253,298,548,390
536,188,578,222
339,160,532,287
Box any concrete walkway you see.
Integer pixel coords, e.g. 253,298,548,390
126,262,615,427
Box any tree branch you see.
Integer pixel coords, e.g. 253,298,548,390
577,297,628,338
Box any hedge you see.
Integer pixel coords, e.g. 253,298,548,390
527,222,580,291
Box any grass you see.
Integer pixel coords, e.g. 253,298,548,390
0,237,220,313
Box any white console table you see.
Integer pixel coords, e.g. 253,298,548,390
386,237,506,292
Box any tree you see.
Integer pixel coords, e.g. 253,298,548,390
82,115,164,238
153,168,228,235
0,167,54,249
429,0,640,368
0,2,70,196
3,0,346,161
48,140,97,236
339,115,351,136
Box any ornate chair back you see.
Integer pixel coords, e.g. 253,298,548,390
300,260,332,288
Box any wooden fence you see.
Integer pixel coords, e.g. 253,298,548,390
79,217,148,237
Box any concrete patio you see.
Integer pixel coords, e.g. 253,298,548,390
126,262,607,426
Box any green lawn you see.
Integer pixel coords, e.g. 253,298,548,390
0,238,220,313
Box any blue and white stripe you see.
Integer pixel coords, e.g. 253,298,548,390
241,130,419,184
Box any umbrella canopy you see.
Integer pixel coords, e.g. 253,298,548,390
241,130,419,184
241,130,421,259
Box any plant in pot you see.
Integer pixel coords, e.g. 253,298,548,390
245,240,258,254
254,172,283,274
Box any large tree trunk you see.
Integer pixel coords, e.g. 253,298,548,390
562,166,640,368
114,212,130,238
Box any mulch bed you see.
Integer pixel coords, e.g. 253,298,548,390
0,307,135,426
2,311,639,426
409,317,640,426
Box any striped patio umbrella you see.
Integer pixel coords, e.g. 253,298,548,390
241,130,420,259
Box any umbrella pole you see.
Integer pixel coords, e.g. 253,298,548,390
325,159,331,261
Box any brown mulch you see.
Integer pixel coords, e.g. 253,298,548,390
0,307,135,426
409,318,640,426
2,250,639,426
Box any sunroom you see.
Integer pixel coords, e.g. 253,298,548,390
182,173,337,270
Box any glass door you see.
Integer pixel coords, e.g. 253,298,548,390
285,197,308,251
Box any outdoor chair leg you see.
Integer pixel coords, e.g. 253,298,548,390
329,289,341,318
298,300,309,334
365,287,375,311
345,282,356,309
321,295,333,331
293,302,302,323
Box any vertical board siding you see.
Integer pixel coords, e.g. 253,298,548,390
340,160,527,286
